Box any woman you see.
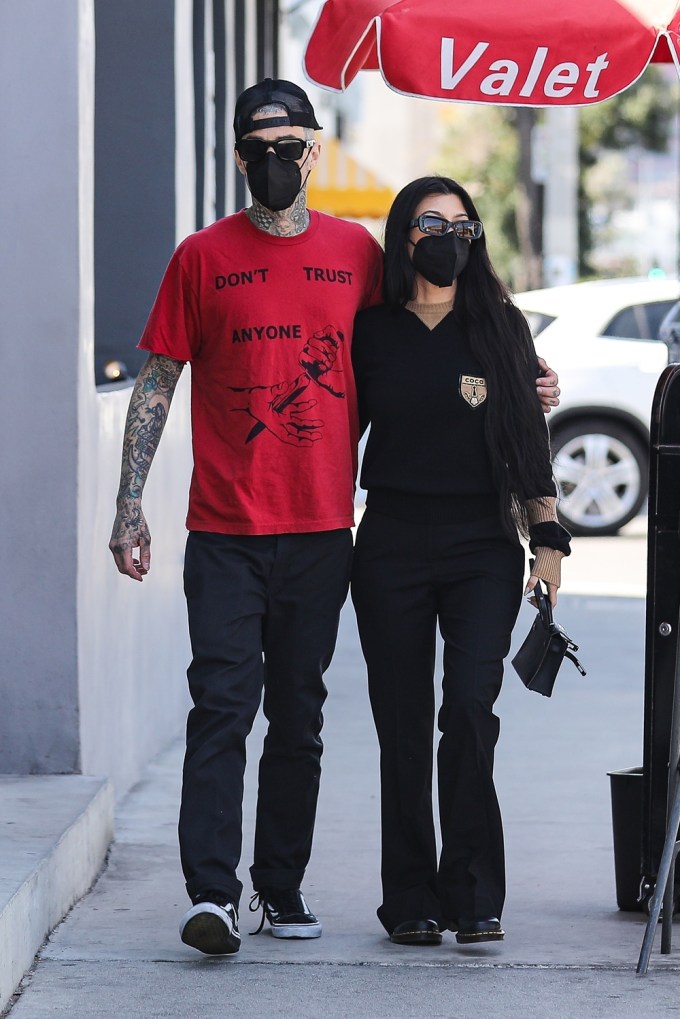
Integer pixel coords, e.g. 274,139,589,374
350,176,570,948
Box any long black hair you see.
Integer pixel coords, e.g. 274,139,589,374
383,175,552,539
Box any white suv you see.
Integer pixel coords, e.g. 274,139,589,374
516,278,679,536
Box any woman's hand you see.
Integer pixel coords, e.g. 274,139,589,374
536,357,560,414
524,573,558,608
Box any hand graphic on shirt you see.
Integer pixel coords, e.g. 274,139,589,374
299,326,345,398
228,325,344,445
236,375,324,446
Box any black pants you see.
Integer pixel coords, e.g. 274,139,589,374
351,509,524,933
179,528,353,907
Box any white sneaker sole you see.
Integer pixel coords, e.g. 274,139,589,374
180,903,241,955
271,920,322,939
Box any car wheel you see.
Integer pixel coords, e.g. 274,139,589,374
550,419,648,537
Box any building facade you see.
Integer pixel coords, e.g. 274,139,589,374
0,0,279,793
95,0,278,383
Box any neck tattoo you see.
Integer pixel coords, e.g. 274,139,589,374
246,191,310,237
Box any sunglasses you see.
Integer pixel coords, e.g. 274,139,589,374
235,137,314,162
409,214,484,240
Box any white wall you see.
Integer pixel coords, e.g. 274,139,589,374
78,382,192,794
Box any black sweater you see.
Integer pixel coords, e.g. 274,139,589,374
352,303,557,529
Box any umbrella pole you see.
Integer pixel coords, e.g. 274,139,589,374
661,615,680,954
637,605,680,975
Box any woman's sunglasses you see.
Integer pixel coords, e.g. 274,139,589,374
235,138,314,162
409,214,484,240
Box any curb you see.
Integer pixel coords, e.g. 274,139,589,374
0,776,114,1012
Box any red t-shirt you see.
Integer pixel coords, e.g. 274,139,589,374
139,210,383,534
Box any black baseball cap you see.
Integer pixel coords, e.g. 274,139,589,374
233,78,322,141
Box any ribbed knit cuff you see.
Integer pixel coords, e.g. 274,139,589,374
526,496,557,525
531,547,565,588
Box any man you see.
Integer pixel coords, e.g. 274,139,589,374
110,78,560,956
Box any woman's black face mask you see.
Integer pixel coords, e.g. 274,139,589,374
411,232,470,288
245,150,312,212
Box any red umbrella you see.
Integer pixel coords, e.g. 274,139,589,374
303,0,680,106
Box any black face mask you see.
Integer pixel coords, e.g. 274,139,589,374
411,232,470,287
245,151,311,212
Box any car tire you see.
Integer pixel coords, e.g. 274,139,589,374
550,418,648,537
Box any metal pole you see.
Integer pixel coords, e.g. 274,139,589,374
638,770,680,973
660,612,680,952
542,106,579,286
638,364,680,973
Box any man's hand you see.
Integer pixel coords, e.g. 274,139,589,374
536,357,560,414
242,376,324,446
109,499,151,581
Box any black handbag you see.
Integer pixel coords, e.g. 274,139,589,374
511,579,586,697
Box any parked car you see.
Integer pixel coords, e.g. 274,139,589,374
659,298,680,363
515,278,680,537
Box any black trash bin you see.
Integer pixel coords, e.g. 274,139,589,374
609,767,643,911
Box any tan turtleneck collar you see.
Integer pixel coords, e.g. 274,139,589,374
405,298,455,330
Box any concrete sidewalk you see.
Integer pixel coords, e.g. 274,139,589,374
6,567,680,1017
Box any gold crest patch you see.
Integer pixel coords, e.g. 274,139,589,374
460,374,487,408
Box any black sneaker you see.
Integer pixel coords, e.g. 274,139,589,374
179,894,241,955
249,888,322,939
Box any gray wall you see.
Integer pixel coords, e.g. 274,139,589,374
0,0,84,772
0,0,193,793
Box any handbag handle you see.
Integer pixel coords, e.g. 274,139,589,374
527,557,553,629
532,577,553,629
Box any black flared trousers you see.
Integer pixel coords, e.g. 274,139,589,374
179,528,353,907
351,508,524,933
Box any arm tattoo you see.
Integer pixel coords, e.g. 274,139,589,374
116,354,184,505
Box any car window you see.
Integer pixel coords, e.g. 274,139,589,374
659,300,680,361
601,300,678,341
522,311,556,339
659,300,680,340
